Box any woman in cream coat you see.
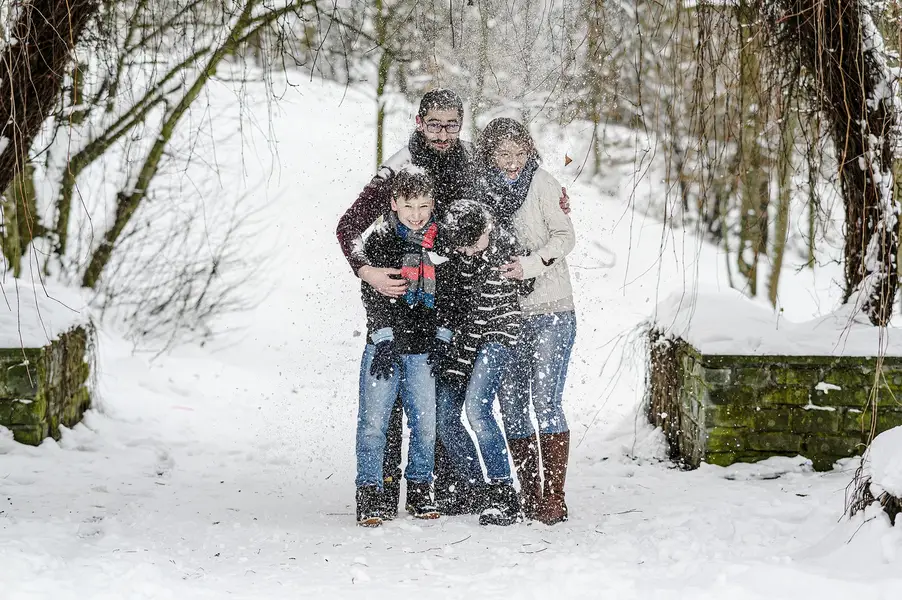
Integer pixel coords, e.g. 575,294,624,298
476,118,577,526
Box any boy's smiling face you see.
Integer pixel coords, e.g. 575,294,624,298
391,193,434,230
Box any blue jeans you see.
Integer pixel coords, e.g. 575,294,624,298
500,311,576,439
436,378,485,486
355,345,436,488
464,342,513,482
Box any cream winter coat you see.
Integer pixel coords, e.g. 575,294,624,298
511,167,576,316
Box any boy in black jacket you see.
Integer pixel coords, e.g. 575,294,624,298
354,169,452,527
435,200,535,526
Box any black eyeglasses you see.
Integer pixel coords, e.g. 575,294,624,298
424,121,461,134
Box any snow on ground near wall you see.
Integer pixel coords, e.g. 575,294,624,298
0,277,90,348
1,77,901,598
653,288,902,356
867,426,902,498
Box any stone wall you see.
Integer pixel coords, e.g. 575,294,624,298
0,324,94,445
648,330,902,470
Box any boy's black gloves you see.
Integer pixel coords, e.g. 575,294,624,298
426,327,454,377
370,340,399,380
426,337,452,377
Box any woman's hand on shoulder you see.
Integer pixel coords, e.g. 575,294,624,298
559,186,570,214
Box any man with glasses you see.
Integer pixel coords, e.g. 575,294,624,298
337,89,481,517
338,89,474,288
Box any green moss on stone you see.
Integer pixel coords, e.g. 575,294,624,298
746,432,802,452
702,355,772,368
731,367,774,389
706,386,811,406
648,334,902,471
819,367,875,389
772,368,822,387
0,347,43,364
803,434,863,457
790,407,842,434
842,408,902,437
757,387,811,406
2,398,46,425
706,405,790,431
61,387,91,428
707,388,756,405
705,427,745,452
0,325,95,446
0,361,40,398
11,424,47,445
703,451,739,467
703,368,732,387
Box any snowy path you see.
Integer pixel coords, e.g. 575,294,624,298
2,81,901,598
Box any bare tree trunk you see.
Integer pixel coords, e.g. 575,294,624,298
1,163,42,277
806,111,821,268
736,0,769,297
584,0,606,175
0,0,100,203
879,1,902,310
374,0,391,168
772,0,900,324
768,106,795,307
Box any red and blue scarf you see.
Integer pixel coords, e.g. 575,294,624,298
390,213,438,309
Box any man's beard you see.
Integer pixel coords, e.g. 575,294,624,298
427,139,454,153
415,131,457,155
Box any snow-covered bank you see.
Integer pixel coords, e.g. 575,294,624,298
653,288,902,356
0,278,89,348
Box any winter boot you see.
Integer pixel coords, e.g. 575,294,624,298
438,478,490,515
405,481,440,519
536,431,570,525
356,485,383,528
478,480,523,527
508,435,542,520
380,475,400,521
463,480,492,514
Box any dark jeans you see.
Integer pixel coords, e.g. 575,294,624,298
383,396,457,499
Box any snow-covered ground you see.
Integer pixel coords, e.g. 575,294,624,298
2,78,901,599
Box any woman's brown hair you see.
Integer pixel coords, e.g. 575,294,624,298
476,118,539,167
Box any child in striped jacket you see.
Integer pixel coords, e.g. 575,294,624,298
434,199,534,526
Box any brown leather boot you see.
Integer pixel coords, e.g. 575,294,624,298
537,431,570,525
507,436,542,519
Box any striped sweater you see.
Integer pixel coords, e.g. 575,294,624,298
441,227,534,380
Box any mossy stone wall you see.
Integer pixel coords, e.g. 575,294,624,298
0,325,94,445
648,331,902,471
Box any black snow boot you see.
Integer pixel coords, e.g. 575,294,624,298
381,474,400,521
478,480,523,527
439,478,490,515
405,481,440,520
356,485,383,528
